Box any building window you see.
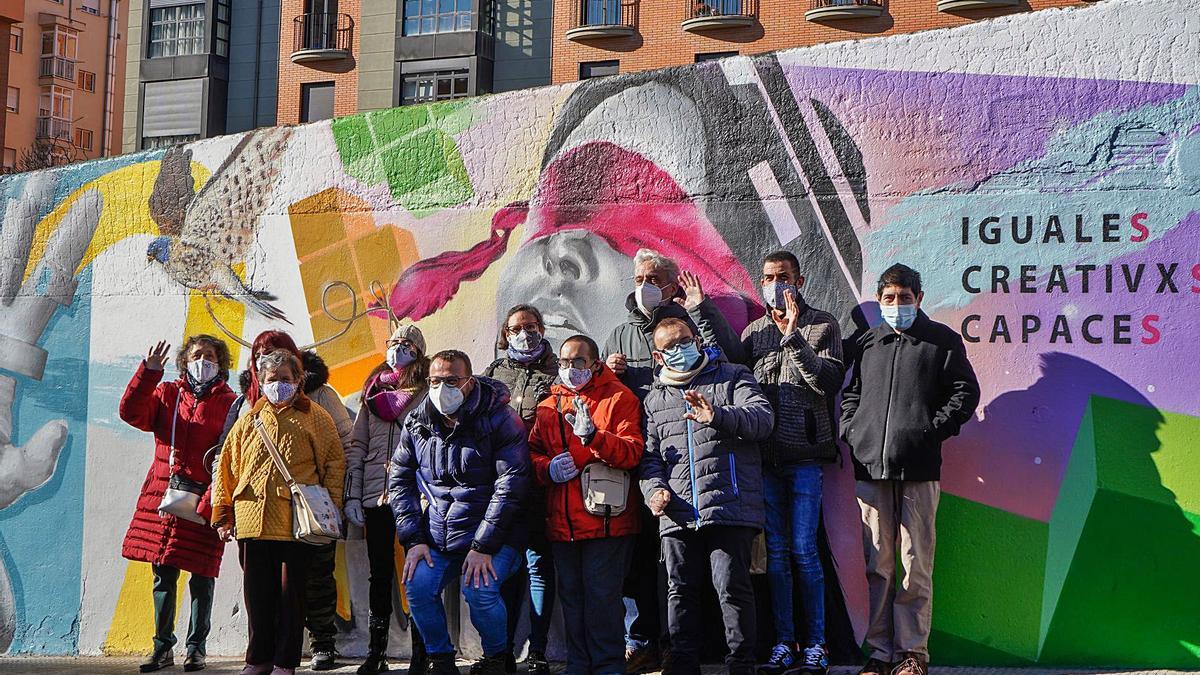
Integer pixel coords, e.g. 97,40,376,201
10,27,22,53
401,69,470,105
79,70,96,92
148,4,206,58
39,85,73,119
695,51,737,62
142,134,200,150
300,81,335,122
403,0,472,36
579,60,618,79
6,87,17,113
42,27,79,60
81,0,100,14
2,148,15,169
73,127,93,149
215,0,230,56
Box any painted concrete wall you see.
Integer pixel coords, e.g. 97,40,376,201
1,0,1198,665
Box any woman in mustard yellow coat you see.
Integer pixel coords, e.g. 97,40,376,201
211,349,345,675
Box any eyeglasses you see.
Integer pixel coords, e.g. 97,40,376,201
557,357,593,370
657,338,696,352
633,274,668,286
428,375,468,387
505,322,541,335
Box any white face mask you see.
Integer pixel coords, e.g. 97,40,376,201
559,366,593,391
262,381,297,405
387,344,416,370
187,358,219,384
635,282,665,317
430,381,467,416
508,330,541,353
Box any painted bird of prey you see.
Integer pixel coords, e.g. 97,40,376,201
145,127,293,323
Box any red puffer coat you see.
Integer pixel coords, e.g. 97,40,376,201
119,362,235,578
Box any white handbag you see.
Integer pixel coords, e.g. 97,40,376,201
157,389,208,525
253,416,343,546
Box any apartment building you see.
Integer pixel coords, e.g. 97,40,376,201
553,0,1089,82
121,0,278,152
2,0,125,170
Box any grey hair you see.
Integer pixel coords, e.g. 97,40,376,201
256,349,304,379
633,248,679,280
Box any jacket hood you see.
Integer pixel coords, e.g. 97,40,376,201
410,375,511,429
302,351,329,394
549,362,621,398
623,289,689,329
238,369,252,395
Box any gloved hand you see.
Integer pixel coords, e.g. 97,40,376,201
344,498,366,527
564,395,596,444
548,452,580,483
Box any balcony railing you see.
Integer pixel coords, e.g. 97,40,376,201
36,116,72,140
682,0,756,31
39,55,76,82
291,12,353,63
805,0,885,20
566,0,637,40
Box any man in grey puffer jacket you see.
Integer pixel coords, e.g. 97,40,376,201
639,318,774,675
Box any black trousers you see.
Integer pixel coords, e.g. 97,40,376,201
364,505,397,618
239,539,312,668
305,541,338,650
661,526,757,675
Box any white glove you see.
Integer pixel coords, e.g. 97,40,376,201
564,395,596,442
344,498,366,527
548,452,580,483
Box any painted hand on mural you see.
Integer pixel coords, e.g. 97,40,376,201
144,130,294,324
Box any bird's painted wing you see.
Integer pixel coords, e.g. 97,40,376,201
147,145,196,236
180,127,294,262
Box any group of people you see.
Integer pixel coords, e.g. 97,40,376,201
118,247,980,675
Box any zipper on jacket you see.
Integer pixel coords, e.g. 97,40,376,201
880,338,901,479
555,395,575,542
685,401,700,525
728,454,739,496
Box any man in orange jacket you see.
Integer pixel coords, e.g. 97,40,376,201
529,334,645,675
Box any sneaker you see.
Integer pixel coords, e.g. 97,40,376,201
891,653,928,675
309,648,337,671
624,645,660,674
139,647,174,673
758,643,799,675
799,645,828,675
523,651,549,675
859,658,892,675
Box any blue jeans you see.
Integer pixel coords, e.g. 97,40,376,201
501,534,557,655
763,463,826,646
405,545,523,657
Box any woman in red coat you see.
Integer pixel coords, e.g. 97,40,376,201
119,335,237,674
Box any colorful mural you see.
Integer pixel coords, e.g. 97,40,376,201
0,0,1198,665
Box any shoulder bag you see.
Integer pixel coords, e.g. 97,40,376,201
253,416,343,545
556,395,629,518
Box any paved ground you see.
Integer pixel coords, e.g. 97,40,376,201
0,658,1194,675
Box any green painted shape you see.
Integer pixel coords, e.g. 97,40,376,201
1040,399,1097,647
330,100,474,214
931,493,1047,664
928,629,1035,667
1038,396,1200,668
1146,404,1200,515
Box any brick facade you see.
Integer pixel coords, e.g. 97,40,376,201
276,0,362,124
550,0,1088,83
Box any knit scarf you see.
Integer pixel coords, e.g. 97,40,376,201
365,372,418,422
185,372,219,399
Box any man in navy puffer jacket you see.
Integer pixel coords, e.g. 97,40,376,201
388,350,531,675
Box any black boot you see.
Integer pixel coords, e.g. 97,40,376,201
358,615,391,675
139,645,174,673
426,652,459,675
407,622,429,675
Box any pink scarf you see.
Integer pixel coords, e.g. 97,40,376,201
365,372,417,422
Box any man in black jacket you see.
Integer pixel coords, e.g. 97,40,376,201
840,264,980,675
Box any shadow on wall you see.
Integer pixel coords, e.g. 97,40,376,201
934,352,1200,666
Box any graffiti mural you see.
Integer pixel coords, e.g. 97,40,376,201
1,0,1198,665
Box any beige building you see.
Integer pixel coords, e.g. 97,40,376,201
3,0,126,170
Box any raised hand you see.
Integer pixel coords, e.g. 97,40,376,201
783,288,800,336
675,271,705,311
683,390,715,425
145,340,171,371
564,395,596,441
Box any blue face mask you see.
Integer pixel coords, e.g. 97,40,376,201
880,304,918,331
660,341,702,371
